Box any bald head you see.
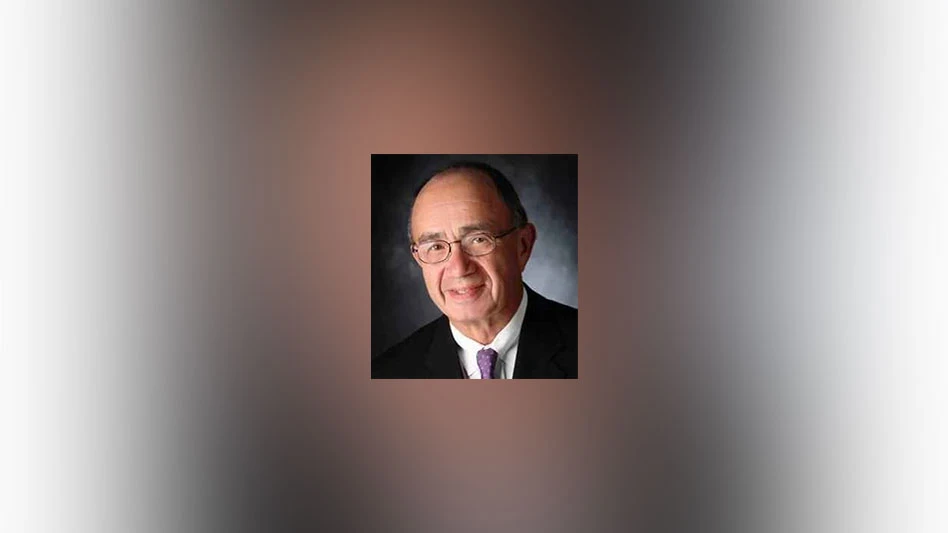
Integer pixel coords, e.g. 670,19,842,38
408,162,528,242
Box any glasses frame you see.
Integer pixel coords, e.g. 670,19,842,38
411,225,523,265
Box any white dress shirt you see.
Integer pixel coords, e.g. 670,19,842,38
449,287,528,379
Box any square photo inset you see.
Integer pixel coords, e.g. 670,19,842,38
371,155,578,379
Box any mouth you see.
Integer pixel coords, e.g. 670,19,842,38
444,283,486,302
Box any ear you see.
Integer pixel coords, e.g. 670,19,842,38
410,245,425,268
516,223,537,271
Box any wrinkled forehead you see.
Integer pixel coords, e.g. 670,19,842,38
410,171,510,228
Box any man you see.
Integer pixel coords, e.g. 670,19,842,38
372,161,577,379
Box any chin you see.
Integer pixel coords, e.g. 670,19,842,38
444,301,495,324
445,303,486,320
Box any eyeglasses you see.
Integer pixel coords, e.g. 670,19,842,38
411,225,522,265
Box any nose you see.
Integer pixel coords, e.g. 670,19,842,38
443,243,476,277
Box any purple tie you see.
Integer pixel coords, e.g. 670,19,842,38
477,348,498,379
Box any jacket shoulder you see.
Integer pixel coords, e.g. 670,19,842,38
547,298,578,344
531,290,577,337
372,315,445,378
524,288,578,378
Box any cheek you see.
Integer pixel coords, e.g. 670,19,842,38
424,268,444,295
483,260,508,288
493,255,519,290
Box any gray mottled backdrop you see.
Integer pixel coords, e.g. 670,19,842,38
371,154,578,358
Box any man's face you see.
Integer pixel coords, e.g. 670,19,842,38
410,171,534,327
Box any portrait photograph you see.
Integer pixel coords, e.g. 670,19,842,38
371,154,578,379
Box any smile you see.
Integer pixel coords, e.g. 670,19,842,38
445,283,486,301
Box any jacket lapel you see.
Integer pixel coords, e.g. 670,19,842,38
423,316,465,378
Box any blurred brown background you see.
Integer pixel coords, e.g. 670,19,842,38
157,2,831,532
15,1,948,533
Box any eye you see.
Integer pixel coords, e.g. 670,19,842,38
470,235,488,244
427,243,445,252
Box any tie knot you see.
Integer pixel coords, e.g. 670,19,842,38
476,348,498,379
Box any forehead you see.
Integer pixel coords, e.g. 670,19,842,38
411,171,509,231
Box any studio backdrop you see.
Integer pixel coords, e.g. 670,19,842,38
371,154,578,359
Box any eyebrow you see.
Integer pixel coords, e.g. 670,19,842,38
415,223,494,243
416,231,446,243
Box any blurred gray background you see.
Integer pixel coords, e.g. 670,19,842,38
14,3,948,533
371,154,577,358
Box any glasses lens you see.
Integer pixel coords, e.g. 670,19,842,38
461,233,495,256
418,241,450,263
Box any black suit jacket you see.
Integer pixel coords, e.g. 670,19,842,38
372,285,577,379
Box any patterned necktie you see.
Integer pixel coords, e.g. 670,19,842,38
476,348,498,379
